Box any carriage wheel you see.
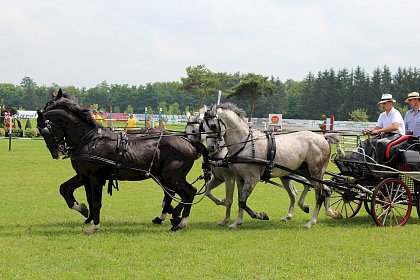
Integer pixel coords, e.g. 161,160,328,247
330,190,362,218
417,194,420,219
414,182,420,219
364,201,371,215
371,178,412,227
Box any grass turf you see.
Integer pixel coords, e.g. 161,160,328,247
0,137,419,279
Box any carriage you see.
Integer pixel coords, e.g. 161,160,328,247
325,134,420,227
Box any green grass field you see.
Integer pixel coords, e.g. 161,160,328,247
0,137,419,279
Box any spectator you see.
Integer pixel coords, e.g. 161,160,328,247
125,114,136,131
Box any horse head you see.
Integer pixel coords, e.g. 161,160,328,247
38,89,99,159
37,109,66,159
202,105,226,155
185,106,207,142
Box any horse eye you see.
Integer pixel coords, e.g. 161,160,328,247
210,124,217,129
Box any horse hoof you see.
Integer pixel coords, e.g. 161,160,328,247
83,224,100,235
84,217,93,224
303,205,310,213
304,222,314,229
218,220,229,226
281,216,292,222
228,224,238,229
170,217,181,228
335,212,343,219
170,226,180,231
80,203,89,218
260,212,269,220
152,217,163,225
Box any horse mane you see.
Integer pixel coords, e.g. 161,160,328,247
45,93,99,128
216,102,245,118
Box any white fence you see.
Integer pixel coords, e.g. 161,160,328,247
252,118,376,133
10,110,376,132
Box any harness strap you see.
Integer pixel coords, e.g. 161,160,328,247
229,132,251,159
108,132,128,196
261,131,276,182
228,156,336,189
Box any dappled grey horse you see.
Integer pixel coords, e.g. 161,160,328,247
186,109,236,226
202,103,343,229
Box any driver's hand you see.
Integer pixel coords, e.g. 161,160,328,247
362,129,372,135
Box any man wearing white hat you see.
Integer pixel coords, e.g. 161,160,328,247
404,91,420,136
362,93,405,136
362,93,405,163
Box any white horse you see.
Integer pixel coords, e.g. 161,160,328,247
186,109,236,225
202,103,343,229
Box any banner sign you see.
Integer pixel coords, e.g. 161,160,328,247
17,110,37,119
268,114,282,130
268,114,282,125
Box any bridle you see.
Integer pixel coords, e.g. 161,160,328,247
38,112,97,157
37,119,67,155
185,119,205,142
202,110,228,151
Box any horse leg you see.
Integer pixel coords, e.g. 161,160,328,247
230,178,268,229
304,187,324,229
168,191,185,230
59,175,89,218
205,175,225,205
280,177,297,221
179,184,197,229
229,179,244,229
171,182,197,231
82,178,94,224
297,185,311,213
84,176,105,235
152,191,174,225
218,175,235,226
323,185,343,219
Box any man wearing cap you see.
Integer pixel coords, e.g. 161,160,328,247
404,91,420,137
362,93,405,163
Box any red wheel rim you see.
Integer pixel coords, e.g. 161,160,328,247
372,179,412,227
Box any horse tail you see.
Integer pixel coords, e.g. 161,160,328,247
188,139,212,182
324,133,345,157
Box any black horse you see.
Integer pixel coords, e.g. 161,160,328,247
37,90,209,233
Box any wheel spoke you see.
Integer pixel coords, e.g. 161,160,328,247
332,198,342,208
348,202,355,214
381,207,390,225
393,206,404,220
344,203,349,218
377,205,390,219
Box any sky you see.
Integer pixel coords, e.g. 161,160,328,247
1,0,420,88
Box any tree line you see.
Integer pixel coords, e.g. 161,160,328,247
1,65,420,121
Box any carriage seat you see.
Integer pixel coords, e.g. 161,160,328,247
402,150,420,166
385,135,412,159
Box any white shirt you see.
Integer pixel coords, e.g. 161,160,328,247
376,107,405,135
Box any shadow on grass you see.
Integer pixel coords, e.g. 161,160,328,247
2,213,409,237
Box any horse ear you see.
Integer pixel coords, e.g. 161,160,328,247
57,88,63,99
212,104,217,114
186,112,191,119
36,110,45,123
